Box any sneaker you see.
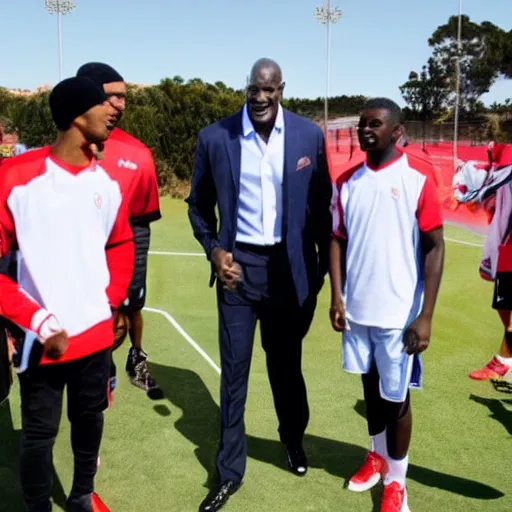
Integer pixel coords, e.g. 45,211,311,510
91,493,110,512
380,482,410,512
66,492,109,512
469,356,512,381
348,451,388,492
125,347,163,399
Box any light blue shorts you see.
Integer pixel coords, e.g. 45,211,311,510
342,321,422,403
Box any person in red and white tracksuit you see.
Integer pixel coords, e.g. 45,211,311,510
329,98,445,512
76,63,162,399
0,77,134,512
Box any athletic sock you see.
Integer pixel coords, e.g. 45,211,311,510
384,454,408,488
370,430,387,458
496,355,512,366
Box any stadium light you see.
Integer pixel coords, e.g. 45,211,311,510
453,0,462,170
45,0,76,81
314,0,342,135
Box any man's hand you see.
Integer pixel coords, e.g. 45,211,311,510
403,314,431,355
212,247,242,290
43,331,69,360
330,300,349,332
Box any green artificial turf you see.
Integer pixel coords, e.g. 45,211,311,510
1,198,509,511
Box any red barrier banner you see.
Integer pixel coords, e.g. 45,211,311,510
327,136,494,232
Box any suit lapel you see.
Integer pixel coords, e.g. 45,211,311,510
225,111,242,196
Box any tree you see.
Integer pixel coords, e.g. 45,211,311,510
428,15,509,113
501,30,512,78
399,58,450,122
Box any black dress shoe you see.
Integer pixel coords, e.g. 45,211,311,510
285,444,308,476
199,480,242,512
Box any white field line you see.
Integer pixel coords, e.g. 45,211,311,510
143,306,221,375
148,251,204,256
149,235,485,257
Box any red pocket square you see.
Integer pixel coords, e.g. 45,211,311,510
296,156,312,171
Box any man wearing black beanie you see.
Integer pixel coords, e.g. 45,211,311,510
0,76,134,512
77,62,162,400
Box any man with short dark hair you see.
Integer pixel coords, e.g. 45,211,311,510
0,76,134,512
77,63,162,399
187,57,332,511
329,97,444,511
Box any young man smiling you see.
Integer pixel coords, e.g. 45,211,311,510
329,98,444,511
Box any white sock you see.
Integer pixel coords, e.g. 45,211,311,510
370,430,387,458
496,355,512,366
384,455,408,488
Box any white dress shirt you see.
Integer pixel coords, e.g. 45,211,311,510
236,103,285,246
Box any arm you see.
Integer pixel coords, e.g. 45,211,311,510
328,181,349,332
0,237,63,344
310,130,334,280
419,227,445,321
185,133,219,260
129,148,162,226
106,200,135,309
329,237,346,306
404,174,445,353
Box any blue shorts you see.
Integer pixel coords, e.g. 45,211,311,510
342,321,422,403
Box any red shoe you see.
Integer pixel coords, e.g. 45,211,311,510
348,451,388,492
91,493,110,512
469,357,511,380
381,482,410,512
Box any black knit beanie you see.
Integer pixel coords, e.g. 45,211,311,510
49,76,107,131
76,62,124,85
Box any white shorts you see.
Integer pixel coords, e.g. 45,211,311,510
342,321,422,403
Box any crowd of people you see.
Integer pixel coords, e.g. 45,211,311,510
0,55,509,512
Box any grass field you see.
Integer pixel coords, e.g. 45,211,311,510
1,197,511,512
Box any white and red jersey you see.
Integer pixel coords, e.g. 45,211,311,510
0,147,134,366
101,128,161,225
332,150,443,329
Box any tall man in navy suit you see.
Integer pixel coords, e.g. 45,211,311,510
186,58,332,511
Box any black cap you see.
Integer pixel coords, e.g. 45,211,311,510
76,62,124,85
49,76,107,131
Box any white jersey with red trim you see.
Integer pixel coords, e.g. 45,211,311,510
0,147,134,368
332,151,443,329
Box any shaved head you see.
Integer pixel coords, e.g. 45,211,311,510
246,58,285,137
249,58,283,84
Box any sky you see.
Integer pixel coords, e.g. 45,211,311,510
1,0,511,106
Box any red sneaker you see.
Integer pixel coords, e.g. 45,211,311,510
380,482,410,512
91,493,110,512
469,357,511,380
348,451,388,492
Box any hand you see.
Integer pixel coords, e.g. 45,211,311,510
403,314,431,355
212,247,242,291
43,331,69,360
330,300,349,332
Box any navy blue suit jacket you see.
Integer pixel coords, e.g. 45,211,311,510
186,108,332,306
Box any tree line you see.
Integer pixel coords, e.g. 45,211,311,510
0,80,367,192
0,14,510,193
399,14,511,139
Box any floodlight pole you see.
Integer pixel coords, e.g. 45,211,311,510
453,0,462,170
45,0,76,81
314,1,342,135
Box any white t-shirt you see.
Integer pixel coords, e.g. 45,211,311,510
332,151,443,329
